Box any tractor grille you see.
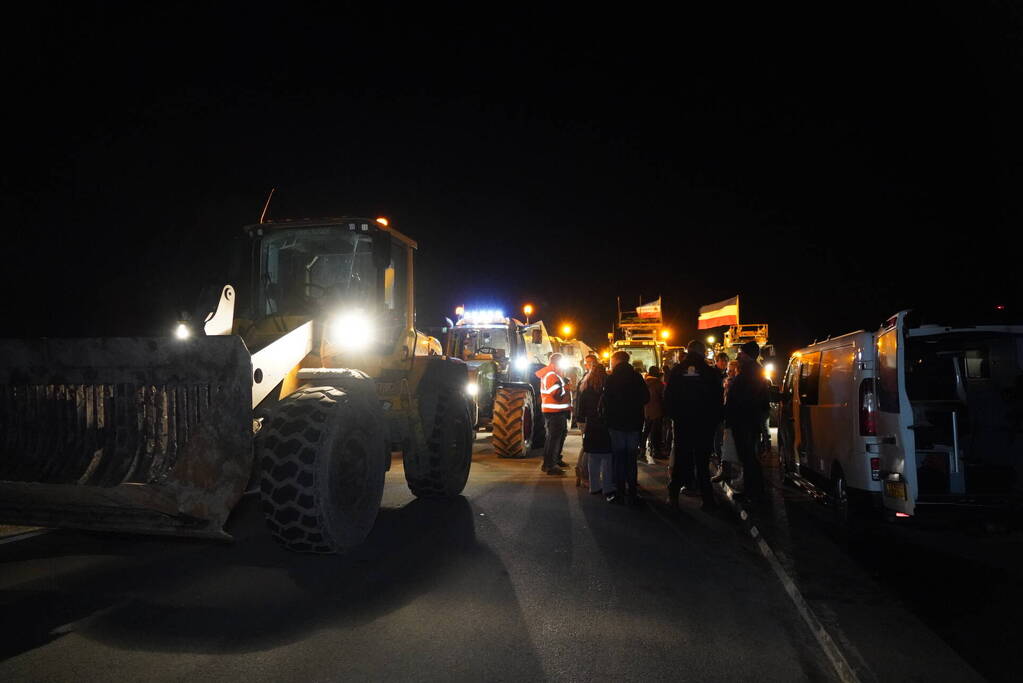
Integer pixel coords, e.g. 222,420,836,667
0,383,211,486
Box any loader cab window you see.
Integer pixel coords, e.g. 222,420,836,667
259,228,409,344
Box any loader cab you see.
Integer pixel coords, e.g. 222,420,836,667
244,218,415,358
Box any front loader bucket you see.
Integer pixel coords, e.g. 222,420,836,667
0,336,253,540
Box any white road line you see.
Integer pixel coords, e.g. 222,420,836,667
0,529,50,545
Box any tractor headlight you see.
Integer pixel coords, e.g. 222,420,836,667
514,356,529,371
328,310,374,350
465,382,479,396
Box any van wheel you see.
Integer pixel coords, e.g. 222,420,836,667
832,475,850,526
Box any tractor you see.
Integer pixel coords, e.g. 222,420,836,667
445,310,551,458
0,216,474,554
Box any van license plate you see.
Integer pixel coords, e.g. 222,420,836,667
884,480,907,500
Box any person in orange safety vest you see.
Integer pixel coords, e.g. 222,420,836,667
536,353,572,474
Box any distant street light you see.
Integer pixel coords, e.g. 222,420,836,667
660,329,671,341
561,323,573,338
523,303,534,323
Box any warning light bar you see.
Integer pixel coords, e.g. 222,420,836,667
459,309,506,324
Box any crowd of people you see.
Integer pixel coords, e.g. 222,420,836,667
533,340,771,510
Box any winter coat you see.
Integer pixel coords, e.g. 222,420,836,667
602,363,650,432
577,384,612,453
724,358,770,429
663,356,724,427
644,376,664,420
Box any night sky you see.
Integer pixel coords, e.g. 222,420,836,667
4,2,1022,357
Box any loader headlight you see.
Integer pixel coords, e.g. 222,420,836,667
328,310,374,350
465,382,479,396
514,356,529,371
174,323,191,340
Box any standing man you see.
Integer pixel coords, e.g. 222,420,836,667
537,353,572,475
603,350,650,504
726,341,771,503
642,366,666,463
712,351,731,467
664,340,724,510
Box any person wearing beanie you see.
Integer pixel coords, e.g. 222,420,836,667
726,341,771,503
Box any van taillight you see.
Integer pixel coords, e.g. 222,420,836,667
860,378,878,436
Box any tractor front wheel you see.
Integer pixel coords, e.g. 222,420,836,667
492,386,536,458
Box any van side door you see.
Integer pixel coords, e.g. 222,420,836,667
778,357,799,472
876,311,916,515
798,352,822,476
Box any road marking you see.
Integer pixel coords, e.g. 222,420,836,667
0,529,50,545
719,479,871,683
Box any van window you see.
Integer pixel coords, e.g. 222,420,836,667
820,347,853,405
782,359,797,394
878,328,900,412
798,352,821,406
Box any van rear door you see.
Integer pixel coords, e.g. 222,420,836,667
876,311,917,515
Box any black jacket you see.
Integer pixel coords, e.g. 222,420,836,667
577,384,612,453
664,356,724,425
602,363,650,432
724,358,770,428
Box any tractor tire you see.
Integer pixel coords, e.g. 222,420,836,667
256,383,387,553
405,383,473,498
492,386,535,458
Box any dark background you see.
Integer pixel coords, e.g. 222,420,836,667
3,1,1021,357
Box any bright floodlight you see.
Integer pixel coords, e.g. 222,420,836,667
465,382,479,396
514,356,529,371
174,323,191,340
706,335,716,344
329,310,374,350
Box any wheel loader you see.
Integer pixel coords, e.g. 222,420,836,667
0,216,474,553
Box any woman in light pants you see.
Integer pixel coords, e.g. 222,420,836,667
576,356,612,494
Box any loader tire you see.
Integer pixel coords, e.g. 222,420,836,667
257,384,387,553
405,385,473,498
492,386,535,458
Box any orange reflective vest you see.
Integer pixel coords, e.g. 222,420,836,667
536,364,571,413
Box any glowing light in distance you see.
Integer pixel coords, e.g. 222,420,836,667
523,304,534,316
463,309,504,323
174,323,191,340
660,329,671,340
375,217,389,226
601,350,610,359
561,324,573,337
455,306,465,317
706,336,716,345
329,310,374,350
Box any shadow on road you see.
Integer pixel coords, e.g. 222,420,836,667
0,494,532,660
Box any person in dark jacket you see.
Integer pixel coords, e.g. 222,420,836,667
603,350,650,504
576,358,613,494
726,341,771,502
663,340,724,510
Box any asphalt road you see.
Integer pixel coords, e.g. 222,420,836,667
0,432,835,682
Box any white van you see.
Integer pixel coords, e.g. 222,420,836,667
777,331,883,520
875,311,1023,518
